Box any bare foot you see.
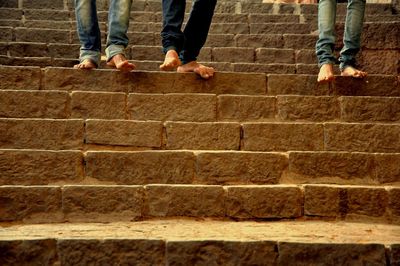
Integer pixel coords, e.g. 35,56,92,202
106,54,136,72
74,59,97,70
341,66,367,78
317,63,335,83
160,50,181,71
177,61,215,79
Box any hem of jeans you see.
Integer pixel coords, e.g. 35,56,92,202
318,61,336,68
79,55,100,67
163,46,178,54
105,45,126,62
339,63,356,72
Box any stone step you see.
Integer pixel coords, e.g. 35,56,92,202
2,90,400,123
0,184,398,223
0,220,398,265
0,149,399,185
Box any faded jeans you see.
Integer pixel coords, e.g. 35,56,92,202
316,0,366,70
161,0,217,64
75,0,132,66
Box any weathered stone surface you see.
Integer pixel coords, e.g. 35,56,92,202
2,56,52,68
24,9,70,20
277,96,339,121
0,66,41,90
289,152,375,182
213,2,237,13
85,151,195,184
0,118,83,149
0,150,83,185
130,11,156,23
165,122,241,150
128,93,216,122
167,241,278,265
0,27,13,41
197,152,287,184
130,45,163,61
145,185,225,217
358,50,400,75
127,32,155,46
0,42,7,55
210,23,249,34
0,8,22,19
375,154,400,184
255,48,294,64
324,123,400,153
278,242,387,265
63,185,144,222
243,123,324,151
362,22,400,49
44,67,133,92
58,239,165,265
295,63,319,75
8,42,49,57
267,74,329,95
15,28,70,43
48,43,80,58
304,185,341,217
225,185,303,219
86,120,162,148
205,34,235,47
235,34,284,48
0,0,18,7
284,34,318,49
212,47,254,63
0,240,58,265
217,95,276,121
213,13,248,23
22,0,64,9
232,63,296,74
391,244,400,266
0,90,69,118
241,3,273,13
295,49,317,64
71,91,126,119
340,96,400,122
334,75,400,97
389,188,400,218
0,186,62,222
25,20,72,30
250,23,311,34
249,14,299,23
346,187,388,217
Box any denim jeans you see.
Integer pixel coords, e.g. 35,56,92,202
75,0,132,66
316,0,366,70
161,0,217,64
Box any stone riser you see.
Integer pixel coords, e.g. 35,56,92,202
0,235,397,265
0,184,398,223
0,149,399,185
2,90,400,123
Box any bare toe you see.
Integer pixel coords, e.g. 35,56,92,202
160,50,181,71
74,59,96,70
341,66,367,78
317,64,335,83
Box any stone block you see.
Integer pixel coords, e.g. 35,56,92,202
277,96,340,121
24,9,70,21
127,32,155,46
267,74,329,95
22,0,64,9
58,239,165,265
235,34,284,48
217,95,276,121
214,2,237,13
255,48,295,64
25,20,72,30
0,8,22,19
243,122,324,151
340,96,400,122
197,152,287,185
212,13,248,23
225,185,303,219
358,50,400,75
375,154,400,183
5,56,52,68
0,186,62,222
0,0,18,7
249,14,299,23
63,185,144,222
0,26,13,41
210,23,249,34
0,240,58,265
391,244,400,266
130,45,163,61
284,34,318,49
289,152,375,182
295,49,317,64
241,3,273,13
15,28,71,43
0,90,69,118
295,63,319,74
304,185,341,217
278,242,387,265
48,44,79,58
165,122,241,150
86,120,162,148
85,151,195,184
362,22,400,49
324,123,400,153
167,241,278,265
130,11,156,23
145,185,225,217
250,23,311,35
232,63,296,74
71,91,126,119
0,42,7,55
389,188,400,218
0,66,40,90
128,93,216,122
346,187,388,217
334,75,400,97
212,47,254,63
0,118,84,150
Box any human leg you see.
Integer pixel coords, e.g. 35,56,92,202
74,0,101,69
316,0,337,82
159,0,186,70
339,0,367,77
106,0,135,71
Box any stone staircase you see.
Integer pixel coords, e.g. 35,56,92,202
1,0,400,265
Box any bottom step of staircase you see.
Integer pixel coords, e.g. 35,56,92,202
0,219,399,265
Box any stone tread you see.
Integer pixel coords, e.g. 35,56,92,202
0,184,399,222
0,220,399,265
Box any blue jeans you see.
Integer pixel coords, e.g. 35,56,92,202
75,0,132,66
316,0,366,70
161,0,217,64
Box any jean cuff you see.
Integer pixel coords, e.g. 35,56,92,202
318,60,336,68
105,44,126,62
79,50,101,67
339,62,356,72
163,46,178,54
